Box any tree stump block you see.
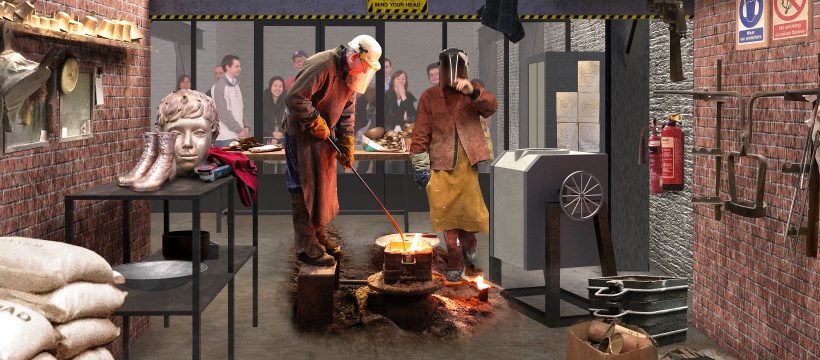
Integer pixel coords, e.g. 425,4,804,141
296,263,337,328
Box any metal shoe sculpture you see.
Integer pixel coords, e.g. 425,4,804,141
132,132,177,192
116,132,158,187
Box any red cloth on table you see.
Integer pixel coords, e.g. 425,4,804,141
208,147,257,207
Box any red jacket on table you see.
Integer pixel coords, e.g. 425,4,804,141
410,81,498,170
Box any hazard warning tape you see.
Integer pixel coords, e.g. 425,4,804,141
149,14,694,21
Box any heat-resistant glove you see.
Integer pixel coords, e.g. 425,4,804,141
336,135,355,169
307,115,330,140
414,169,430,188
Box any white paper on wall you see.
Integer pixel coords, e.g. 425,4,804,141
577,61,600,93
557,123,579,150
578,123,600,152
577,93,600,122
556,92,578,123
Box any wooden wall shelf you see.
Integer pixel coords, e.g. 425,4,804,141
1,19,147,51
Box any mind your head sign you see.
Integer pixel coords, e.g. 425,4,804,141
736,0,769,50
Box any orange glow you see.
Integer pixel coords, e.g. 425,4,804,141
475,275,491,290
385,234,432,255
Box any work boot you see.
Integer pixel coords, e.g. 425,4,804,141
444,229,464,281
291,190,336,267
316,226,344,259
132,132,177,192
458,230,483,276
116,132,159,187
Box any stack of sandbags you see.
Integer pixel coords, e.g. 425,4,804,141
0,237,127,360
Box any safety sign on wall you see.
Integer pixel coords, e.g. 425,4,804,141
367,0,428,13
772,0,812,41
736,0,769,50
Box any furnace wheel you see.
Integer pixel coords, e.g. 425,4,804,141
560,171,603,221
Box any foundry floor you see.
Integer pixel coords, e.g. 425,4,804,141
127,213,732,360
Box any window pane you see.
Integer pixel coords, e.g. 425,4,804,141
384,22,442,173
150,21,192,133
262,26,315,174
196,22,255,147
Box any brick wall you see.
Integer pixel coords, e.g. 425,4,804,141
692,1,819,358
0,0,151,356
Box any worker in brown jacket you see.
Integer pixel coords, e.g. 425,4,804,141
410,48,498,281
285,35,382,266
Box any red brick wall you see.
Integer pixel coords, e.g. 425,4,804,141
692,1,819,358
0,0,151,356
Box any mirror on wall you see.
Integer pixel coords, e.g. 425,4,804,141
2,80,49,153
59,70,93,142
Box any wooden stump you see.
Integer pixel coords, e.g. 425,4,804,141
296,263,337,328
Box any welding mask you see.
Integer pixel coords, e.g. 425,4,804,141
346,35,382,94
438,48,469,89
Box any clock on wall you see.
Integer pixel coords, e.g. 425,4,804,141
59,56,79,94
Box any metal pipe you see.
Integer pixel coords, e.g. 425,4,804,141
327,137,407,244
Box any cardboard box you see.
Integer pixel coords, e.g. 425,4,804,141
566,321,658,360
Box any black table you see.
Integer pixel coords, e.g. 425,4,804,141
64,177,259,360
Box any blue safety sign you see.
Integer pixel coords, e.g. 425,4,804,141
736,0,768,48
739,0,764,28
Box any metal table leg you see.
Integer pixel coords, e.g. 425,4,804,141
216,188,223,234
122,200,131,263
192,199,201,360
64,199,74,243
227,181,235,359
404,160,410,232
163,200,171,328
252,196,259,327
122,316,130,360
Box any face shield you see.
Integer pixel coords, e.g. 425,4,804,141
347,59,378,95
438,48,469,87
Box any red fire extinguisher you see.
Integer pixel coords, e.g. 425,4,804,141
661,114,684,191
648,119,662,193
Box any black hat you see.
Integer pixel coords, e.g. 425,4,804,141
292,50,308,61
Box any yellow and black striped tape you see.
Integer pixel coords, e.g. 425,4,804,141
150,14,694,21
367,0,428,14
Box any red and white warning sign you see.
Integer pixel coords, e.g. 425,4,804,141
772,0,812,41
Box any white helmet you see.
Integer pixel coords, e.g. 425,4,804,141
347,34,382,71
346,34,382,94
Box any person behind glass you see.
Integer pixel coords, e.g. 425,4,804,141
385,69,417,132
263,76,286,145
383,58,392,91
284,50,308,90
426,62,439,86
410,48,497,282
205,64,223,97
212,55,249,148
176,74,191,91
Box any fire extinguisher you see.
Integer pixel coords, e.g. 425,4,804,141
661,114,684,191
648,119,662,193
639,118,662,193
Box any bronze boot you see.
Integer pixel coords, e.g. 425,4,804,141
116,132,159,187
132,132,177,192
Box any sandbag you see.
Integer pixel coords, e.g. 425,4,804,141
30,353,57,360
0,283,127,323
0,300,61,360
55,319,120,360
71,348,114,360
0,237,114,293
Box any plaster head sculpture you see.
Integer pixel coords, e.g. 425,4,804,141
155,89,219,175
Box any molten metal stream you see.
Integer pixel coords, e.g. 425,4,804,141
327,138,406,245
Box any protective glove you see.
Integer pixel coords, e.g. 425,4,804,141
411,152,431,188
307,115,330,140
414,169,430,188
336,135,355,169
